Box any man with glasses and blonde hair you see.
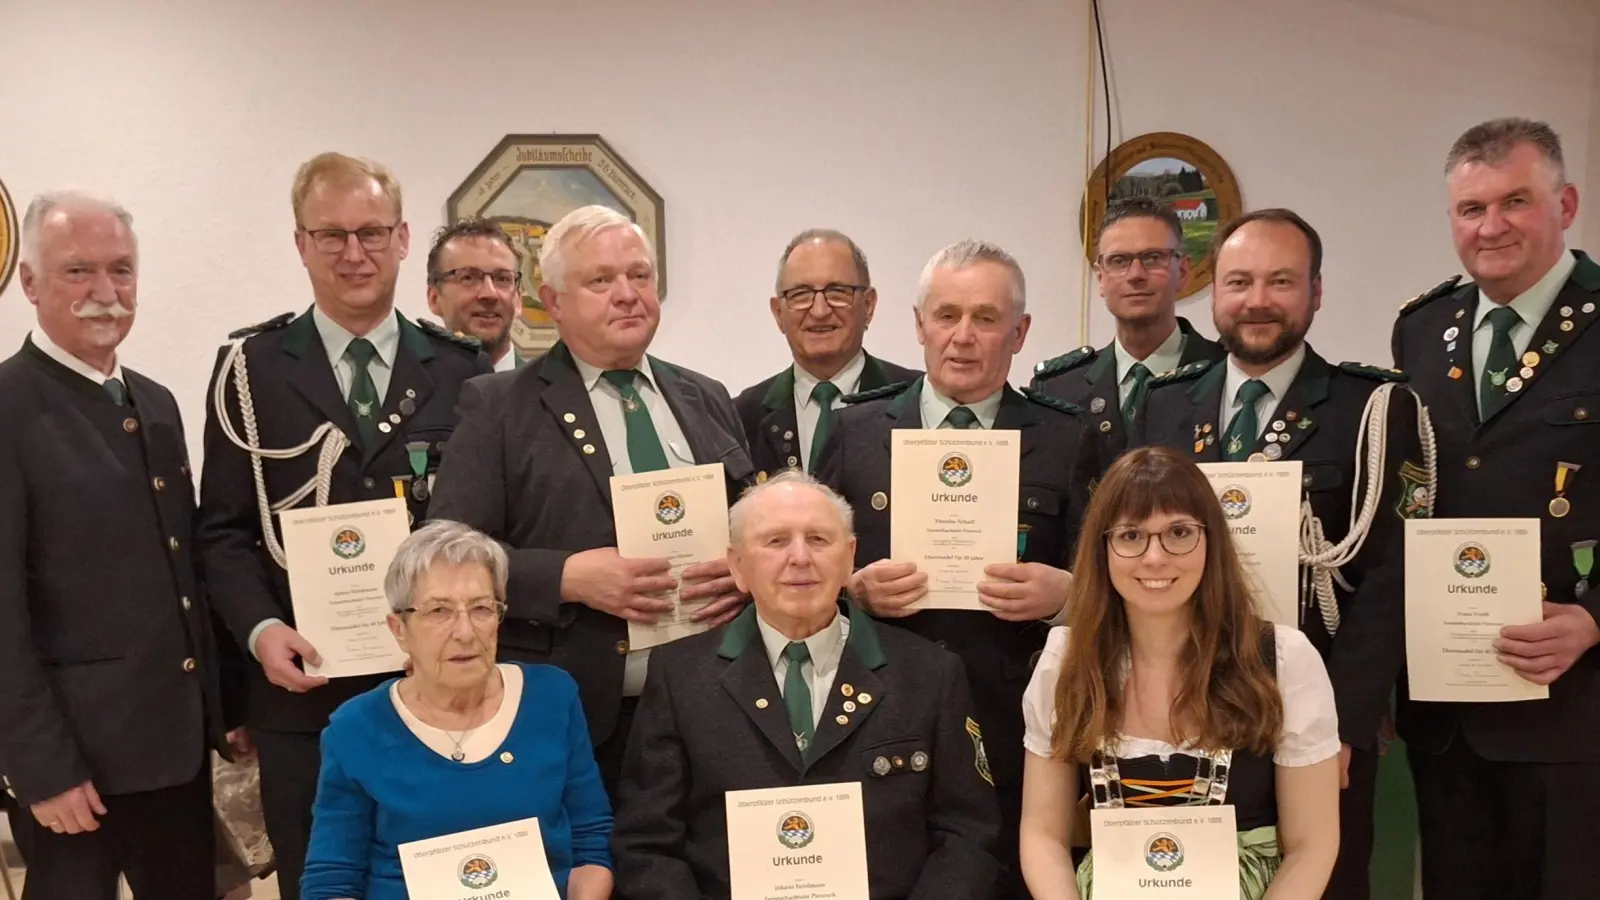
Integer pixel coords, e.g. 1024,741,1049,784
196,152,491,900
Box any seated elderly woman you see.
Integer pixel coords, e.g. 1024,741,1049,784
612,471,1002,900
300,519,613,900
1017,447,1340,900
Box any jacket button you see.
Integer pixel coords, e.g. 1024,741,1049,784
615,641,629,655
182,658,197,673
362,477,375,489
181,596,192,611
152,476,167,491
1026,497,1039,510
1577,408,1589,420
168,537,180,551
1465,456,1481,470
122,418,139,433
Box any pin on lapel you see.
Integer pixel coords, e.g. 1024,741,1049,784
1448,366,1463,380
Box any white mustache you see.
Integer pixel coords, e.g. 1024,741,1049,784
72,299,134,320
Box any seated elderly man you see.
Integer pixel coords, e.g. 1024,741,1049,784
613,472,1001,900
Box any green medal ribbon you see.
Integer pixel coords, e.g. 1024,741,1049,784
406,441,429,480
1572,541,1595,579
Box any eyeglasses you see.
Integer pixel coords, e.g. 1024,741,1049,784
400,600,507,630
302,224,401,254
780,283,866,311
1098,249,1182,276
432,267,521,291
1104,522,1206,558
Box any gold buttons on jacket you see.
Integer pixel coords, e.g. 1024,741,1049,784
1577,408,1590,421
168,537,180,551
756,698,769,709
181,596,192,611
614,640,629,655
1465,457,1481,470
123,418,139,433
857,693,872,704
152,476,167,491
182,658,197,673
835,714,849,725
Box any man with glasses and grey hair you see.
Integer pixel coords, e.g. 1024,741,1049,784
613,472,1001,899
814,239,1096,899
429,204,756,800
734,229,919,479
1031,197,1224,468
196,152,491,900
424,217,528,372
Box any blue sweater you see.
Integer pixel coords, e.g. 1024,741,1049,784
301,663,613,900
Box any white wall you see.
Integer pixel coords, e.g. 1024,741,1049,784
1,0,1596,470
1588,10,1600,245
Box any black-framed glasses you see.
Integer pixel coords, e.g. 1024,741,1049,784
432,267,521,292
301,223,401,254
1104,522,1206,558
400,600,508,630
1097,249,1182,276
780,283,866,311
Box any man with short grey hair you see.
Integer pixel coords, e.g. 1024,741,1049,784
734,229,919,479
430,203,756,797
614,472,1002,899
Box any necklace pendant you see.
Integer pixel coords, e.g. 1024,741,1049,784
451,749,466,762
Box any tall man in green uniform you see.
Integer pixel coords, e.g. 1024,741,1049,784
1391,117,1600,900
196,153,490,900
1031,197,1224,468
424,216,527,372
1138,209,1429,899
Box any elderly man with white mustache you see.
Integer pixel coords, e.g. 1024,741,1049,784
0,191,244,899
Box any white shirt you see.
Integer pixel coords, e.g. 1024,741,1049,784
793,352,867,472
493,349,520,373
1470,248,1575,417
30,328,125,387
1219,343,1307,438
918,380,1004,429
1113,325,1186,407
755,611,851,727
1022,625,1339,768
390,664,522,764
571,353,698,696
311,306,400,403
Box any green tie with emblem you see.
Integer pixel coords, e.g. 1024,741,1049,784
1222,379,1270,461
103,377,127,407
344,338,381,446
1121,362,1151,426
601,369,671,473
809,381,842,472
943,405,981,430
782,641,814,757
1478,305,1522,419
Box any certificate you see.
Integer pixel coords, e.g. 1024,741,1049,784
398,816,559,899
278,497,409,678
613,463,730,651
1196,462,1302,625
890,430,1021,610
1405,519,1548,702
725,782,870,900
1089,806,1240,898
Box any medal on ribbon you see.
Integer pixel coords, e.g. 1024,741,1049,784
406,441,432,502
1572,540,1595,599
1550,461,1581,518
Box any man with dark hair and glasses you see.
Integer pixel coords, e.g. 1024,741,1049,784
425,217,527,372
1031,197,1224,468
195,151,490,900
1135,208,1431,900
733,229,919,479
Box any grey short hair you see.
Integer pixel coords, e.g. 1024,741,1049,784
916,239,1027,319
383,519,509,614
21,190,136,270
774,229,871,292
1445,117,1567,185
538,204,654,293
729,471,855,545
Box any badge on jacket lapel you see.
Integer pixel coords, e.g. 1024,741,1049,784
966,717,993,786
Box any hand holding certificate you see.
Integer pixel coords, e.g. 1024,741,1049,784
612,463,730,650
399,816,560,899
1405,519,1548,702
725,782,869,900
278,497,410,679
1196,462,1303,626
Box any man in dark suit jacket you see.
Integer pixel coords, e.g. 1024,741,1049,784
1390,118,1600,900
0,192,238,899
1030,198,1224,469
614,472,1001,900
429,204,755,795
734,229,919,478
815,240,1093,900
1138,209,1427,900
195,153,490,900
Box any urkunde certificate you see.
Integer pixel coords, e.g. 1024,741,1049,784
1196,462,1303,626
279,497,409,678
398,816,559,899
1405,519,1548,703
613,463,729,651
725,782,869,900
1089,806,1240,898
890,430,1021,610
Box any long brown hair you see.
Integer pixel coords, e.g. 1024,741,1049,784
1050,446,1283,762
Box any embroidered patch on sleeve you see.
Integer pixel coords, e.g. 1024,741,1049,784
1396,461,1432,519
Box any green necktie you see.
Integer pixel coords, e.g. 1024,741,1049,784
1222,379,1270,461
943,405,981,429
601,369,670,473
782,641,814,756
808,381,842,472
103,377,127,407
344,338,381,446
1479,305,1522,419
1121,362,1151,426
